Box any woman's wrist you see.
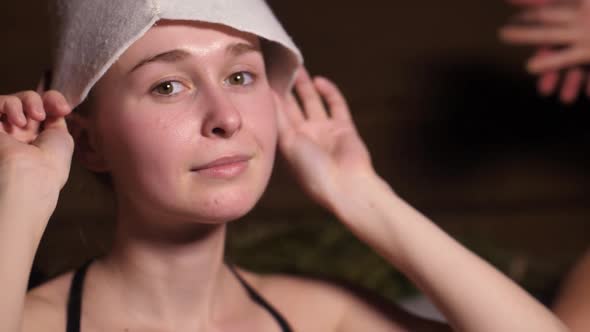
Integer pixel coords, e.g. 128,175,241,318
0,166,62,202
0,186,59,213
0,181,59,237
326,170,395,224
323,171,416,266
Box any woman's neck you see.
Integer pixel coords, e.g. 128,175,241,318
94,207,240,330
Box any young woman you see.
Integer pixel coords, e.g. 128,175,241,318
0,1,568,331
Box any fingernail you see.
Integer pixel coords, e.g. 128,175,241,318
18,113,27,126
36,108,46,120
55,97,70,111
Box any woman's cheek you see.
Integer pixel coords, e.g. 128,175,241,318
107,109,190,179
242,91,279,151
136,113,194,165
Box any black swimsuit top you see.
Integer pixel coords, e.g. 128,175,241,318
66,261,293,332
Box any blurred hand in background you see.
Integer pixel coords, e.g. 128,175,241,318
500,0,590,104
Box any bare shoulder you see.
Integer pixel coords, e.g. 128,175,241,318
237,269,449,332
22,271,75,332
553,249,590,331
236,269,356,332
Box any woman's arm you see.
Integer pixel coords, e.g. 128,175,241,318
0,91,73,332
275,68,568,332
552,249,590,332
0,190,56,332
330,174,566,332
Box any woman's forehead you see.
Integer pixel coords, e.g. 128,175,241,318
118,21,262,68
50,0,301,106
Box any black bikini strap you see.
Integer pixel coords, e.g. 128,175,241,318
228,266,293,332
66,261,92,332
66,262,292,332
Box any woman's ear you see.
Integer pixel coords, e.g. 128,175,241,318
67,113,109,172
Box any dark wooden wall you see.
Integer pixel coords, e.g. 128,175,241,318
1,1,588,297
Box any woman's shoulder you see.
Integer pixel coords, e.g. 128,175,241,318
236,268,447,332
243,269,357,305
235,268,369,332
552,248,590,331
22,270,76,332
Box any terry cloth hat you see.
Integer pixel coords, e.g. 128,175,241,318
50,0,303,108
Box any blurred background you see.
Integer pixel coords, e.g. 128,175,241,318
1,1,588,306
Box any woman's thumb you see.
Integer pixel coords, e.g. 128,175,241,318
32,116,74,178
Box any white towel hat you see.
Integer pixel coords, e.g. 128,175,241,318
50,0,303,108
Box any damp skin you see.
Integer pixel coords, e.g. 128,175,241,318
85,22,278,226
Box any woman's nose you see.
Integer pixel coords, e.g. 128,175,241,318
200,90,242,139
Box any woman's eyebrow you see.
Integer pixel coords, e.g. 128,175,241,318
130,49,192,73
129,43,260,74
226,42,260,57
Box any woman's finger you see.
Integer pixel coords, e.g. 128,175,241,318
535,47,561,95
538,70,560,95
42,90,71,119
294,68,328,120
0,96,27,128
274,94,291,131
33,90,72,153
527,47,590,72
516,6,577,25
313,76,352,122
32,118,74,188
32,102,74,164
559,67,584,103
16,91,46,122
274,93,296,152
272,91,297,132
283,93,305,126
500,25,578,45
507,0,554,6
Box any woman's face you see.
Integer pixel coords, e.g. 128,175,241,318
87,21,278,224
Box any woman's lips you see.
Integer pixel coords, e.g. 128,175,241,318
191,155,251,178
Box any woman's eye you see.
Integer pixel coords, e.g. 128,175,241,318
152,81,186,96
226,72,255,86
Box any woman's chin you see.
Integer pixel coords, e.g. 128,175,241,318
184,177,268,223
192,206,253,224
183,193,261,224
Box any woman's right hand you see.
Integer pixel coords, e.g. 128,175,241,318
0,90,74,205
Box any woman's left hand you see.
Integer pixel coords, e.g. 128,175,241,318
275,68,374,209
275,68,570,332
